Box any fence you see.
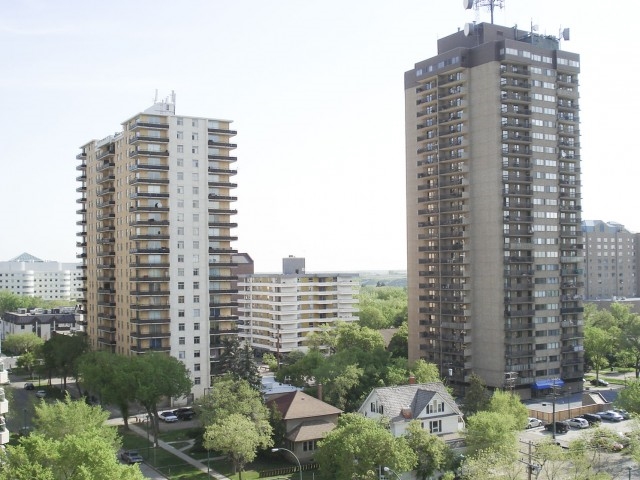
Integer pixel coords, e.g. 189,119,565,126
259,463,319,478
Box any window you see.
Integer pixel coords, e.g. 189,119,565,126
194,350,200,358
193,214,199,222
429,420,442,434
193,200,199,208
303,441,317,452
193,295,200,303
178,310,185,317
193,281,200,289
178,351,185,359
192,159,199,168
177,158,184,167
194,322,200,330
194,377,201,385
193,309,200,317
192,132,199,141
193,254,200,262
177,186,184,194
192,146,198,154
193,268,199,276
178,282,185,290
177,227,184,235
177,172,184,181
178,323,185,331
194,336,200,344
193,241,199,249
179,337,185,345
178,255,184,263
177,145,184,153
193,186,199,195
177,241,184,249
178,268,184,276
192,119,198,127
178,296,185,304
193,227,199,236
177,131,184,139
194,363,201,372
178,213,184,222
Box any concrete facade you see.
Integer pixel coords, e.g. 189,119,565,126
0,253,83,301
77,96,238,396
405,23,584,397
238,260,359,356
582,220,639,300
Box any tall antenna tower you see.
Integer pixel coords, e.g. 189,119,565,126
463,0,504,24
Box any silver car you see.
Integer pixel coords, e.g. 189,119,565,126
566,417,589,429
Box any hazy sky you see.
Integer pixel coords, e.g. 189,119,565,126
1,0,637,273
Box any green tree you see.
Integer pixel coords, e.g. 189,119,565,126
410,359,441,384
322,363,364,410
78,352,139,429
459,450,526,480
216,337,261,389
335,322,386,352
404,420,450,480
487,390,528,430
316,413,417,480
358,305,391,329
388,323,408,359
463,373,490,415
198,377,271,436
40,334,89,393
262,352,278,371
0,396,143,480
16,350,38,377
584,325,615,381
617,311,640,378
204,413,272,480
133,353,192,444
2,332,43,356
464,411,518,457
615,380,640,413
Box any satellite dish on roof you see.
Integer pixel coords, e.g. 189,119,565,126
562,28,570,40
463,0,474,9
464,22,476,36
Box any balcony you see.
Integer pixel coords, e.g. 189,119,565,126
129,135,169,144
132,120,169,129
129,149,169,157
130,303,170,310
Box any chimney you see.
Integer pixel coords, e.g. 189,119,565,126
409,375,416,385
317,383,323,401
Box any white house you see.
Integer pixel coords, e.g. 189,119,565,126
358,381,464,440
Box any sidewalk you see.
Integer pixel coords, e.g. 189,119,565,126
128,423,231,480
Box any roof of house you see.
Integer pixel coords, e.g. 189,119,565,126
267,390,342,420
367,382,462,422
286,418,337,442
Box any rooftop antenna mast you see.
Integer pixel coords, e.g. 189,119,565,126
463,0,504,24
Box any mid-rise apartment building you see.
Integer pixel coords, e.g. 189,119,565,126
405,22,584,397
238,257,359,356
582,220,639,300
0,253,83,301
76,96,238,395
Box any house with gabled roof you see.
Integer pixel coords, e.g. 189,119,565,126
266,390,342,462
357,381,464,441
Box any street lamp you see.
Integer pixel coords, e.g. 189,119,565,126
383,466,402,480
272,447,302,480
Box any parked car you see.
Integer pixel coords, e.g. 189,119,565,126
545,421,569,434
614,408,631,420
526,417,543,429
35,390,46,398
590,378,609,387
24,382,35,390
566,417,589,429
600,410,624,422
159,411,178,422
120,449,144,464
173,407,196,420
578,413,602,425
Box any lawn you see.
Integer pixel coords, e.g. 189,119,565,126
119,426,318,480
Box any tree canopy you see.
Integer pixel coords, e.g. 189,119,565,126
2,332,44,355
0,396,143,480
316,413,417,480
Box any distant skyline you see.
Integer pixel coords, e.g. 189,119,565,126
2,0,639,273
